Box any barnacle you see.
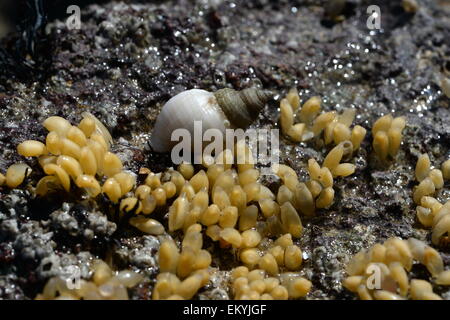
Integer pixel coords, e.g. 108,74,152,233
343,237,448,300
279,89,366,150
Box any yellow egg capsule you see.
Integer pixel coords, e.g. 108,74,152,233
415,154,431,182
241,229,262,248
270,285,289,300
284,245,302,270
239,205,258,231
372,114,393,136
113,172,136,196
56,155,83,180
38,155,56,168
35,176,61,196
280,202,303,238
258,253,279,276
43,163,70,191
300,96,321,123
102,178,122,203
200,204,221,226
189,170,209,192
373,131,389,161
287,278,311,299
212,186,230,210
205,224,221,241
86,140,105,173
159,240,180,274
75,174,101,197
145,172,161,189
67,126,87,147
135,185,151,200
429,169,444,189
129,216,165,235
240,248,261,267
43,116,71,136
103,152,123,177
442,160,450,180
259,199,280,218
17,140,47,157
231,267,249,280
168,194,189,232
280,98,294,135
61,138,82,159
230,185,247,210
286,88,300,111
220,227,242,248
90,133,108,152
5,163,32,188
162,181,177,199
79,146,97,176
178,162,194,180
350,125,366,151
46,131,61,155
176,273,203,299
141,194,157,215
78,117,96,138
152,187,167,206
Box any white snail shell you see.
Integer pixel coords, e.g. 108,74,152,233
150,88,272,152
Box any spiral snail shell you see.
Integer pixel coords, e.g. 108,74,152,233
150,87,272,152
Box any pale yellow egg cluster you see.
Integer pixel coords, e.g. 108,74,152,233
230,265,311,300
344,237,449,300
416,198,450,246
231,233,310,300
117,172,178,220
14,113,135,199
152,224,211,300
371,114,406,161
35,260,142,300
0,163,32,189
413,154,450,246
279,88,366,150
414,154,445,204
138,141,313,300
153,228,211,300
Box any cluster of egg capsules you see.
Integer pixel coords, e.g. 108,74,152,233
278,88,408,163
277,89,450,300
279,88,366,150
343,237,450,300
35,260,143,300
371,114,407,161
122,132,359,299
414,154,450,245
14,113,321,300
152,225,211,300
3,113,135,201
3,88,448,300
230,233,311,300
147,142,317,300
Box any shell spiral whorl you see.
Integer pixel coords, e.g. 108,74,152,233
214,88,273,128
